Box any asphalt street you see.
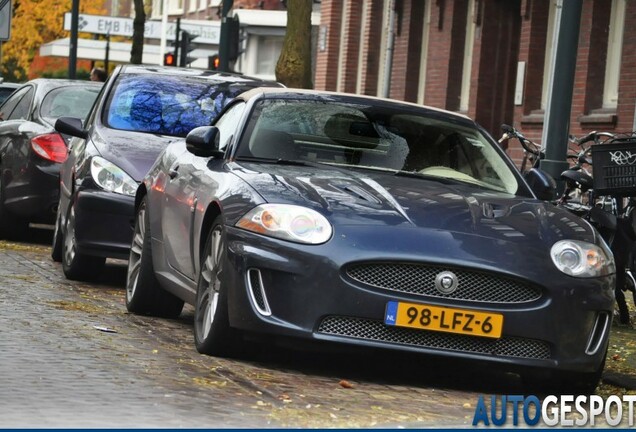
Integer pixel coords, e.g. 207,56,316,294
0,227,633,428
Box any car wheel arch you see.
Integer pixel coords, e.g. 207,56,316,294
134,184,148,214
199,202,222,267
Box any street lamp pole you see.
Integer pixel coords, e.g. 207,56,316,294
69,0,79,79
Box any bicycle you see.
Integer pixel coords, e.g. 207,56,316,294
500,125,636,324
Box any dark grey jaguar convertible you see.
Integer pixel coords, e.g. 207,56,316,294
126,88,615,394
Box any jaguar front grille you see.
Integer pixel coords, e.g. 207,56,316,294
346,263,541,303
318,316,551,360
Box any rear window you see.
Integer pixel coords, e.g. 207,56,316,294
0,87,17,105
40,86,101,123
104,74,262,138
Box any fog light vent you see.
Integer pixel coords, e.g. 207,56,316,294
247,268,271,316
585,312,610,355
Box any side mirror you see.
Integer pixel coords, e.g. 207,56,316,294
524,168,556,201
185,126,223,158
55,116,87,139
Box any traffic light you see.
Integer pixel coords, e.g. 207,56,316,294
164,52,176,66
227,16,241,62
179,30,198,67
208,54,220,71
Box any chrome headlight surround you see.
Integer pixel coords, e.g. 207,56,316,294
90,156,138,196
236,204,332,244
550,240,615,278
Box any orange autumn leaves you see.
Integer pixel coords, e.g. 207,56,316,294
2,0,106,80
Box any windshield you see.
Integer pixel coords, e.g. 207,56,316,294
40,86,101,123
104,74,260,137
237,98,520,194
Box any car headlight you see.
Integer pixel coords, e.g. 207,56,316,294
90,156,138,196
550,240,615,278
236,204,332,244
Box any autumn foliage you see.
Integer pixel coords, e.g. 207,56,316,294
1,0,106,82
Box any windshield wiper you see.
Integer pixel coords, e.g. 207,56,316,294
235,156,326,168
393,170,463,185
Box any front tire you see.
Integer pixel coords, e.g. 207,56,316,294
126,197,183,318
194,216,239,356
62,198,105,281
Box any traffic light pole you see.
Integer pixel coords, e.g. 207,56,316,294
174,18,181,65
218,0,234,72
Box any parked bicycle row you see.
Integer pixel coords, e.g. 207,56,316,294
500,125,636,325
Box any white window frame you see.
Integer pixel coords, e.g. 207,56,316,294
188,0,197,12
541,0,558,110
355,0,370,94
151,0,162,19
167,0,183,15
336,2,351,92
459,0,476,112
417,0,432,105
376,0,391,97
603,0,625,109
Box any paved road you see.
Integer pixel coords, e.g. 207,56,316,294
0,228,629,428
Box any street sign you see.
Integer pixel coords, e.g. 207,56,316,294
63,12,220,44
0,0,12,41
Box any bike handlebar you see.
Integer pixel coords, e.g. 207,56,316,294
574,131,598,146
500,124,539,156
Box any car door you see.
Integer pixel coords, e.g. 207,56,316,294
161,101,246,279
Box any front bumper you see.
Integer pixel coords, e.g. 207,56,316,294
73,189,135,259
222,225,614,375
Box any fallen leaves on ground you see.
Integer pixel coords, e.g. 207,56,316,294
339,379,354,389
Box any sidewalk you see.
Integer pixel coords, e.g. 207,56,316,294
602,322,636,392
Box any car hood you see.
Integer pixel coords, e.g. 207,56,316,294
92,126,178,181
229,162,597,246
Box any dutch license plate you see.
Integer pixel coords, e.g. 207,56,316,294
384,301,503,339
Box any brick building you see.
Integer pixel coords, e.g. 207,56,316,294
314,0,636,165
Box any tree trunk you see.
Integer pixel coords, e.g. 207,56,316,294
275,0,313,88
130,0,146,64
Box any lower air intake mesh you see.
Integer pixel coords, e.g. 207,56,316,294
318,316,550,360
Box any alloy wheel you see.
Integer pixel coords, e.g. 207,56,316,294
197,226,224,340
63,206,77,266
126,203,146,303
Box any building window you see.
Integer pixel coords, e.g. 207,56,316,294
256,36,284,77
151,0,162,19
167,0,184,14
188,0,197,12
459,0,476,112
417,0,432,105
603,0,625,109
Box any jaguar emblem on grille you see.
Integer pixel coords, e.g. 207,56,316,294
435,271,458,294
